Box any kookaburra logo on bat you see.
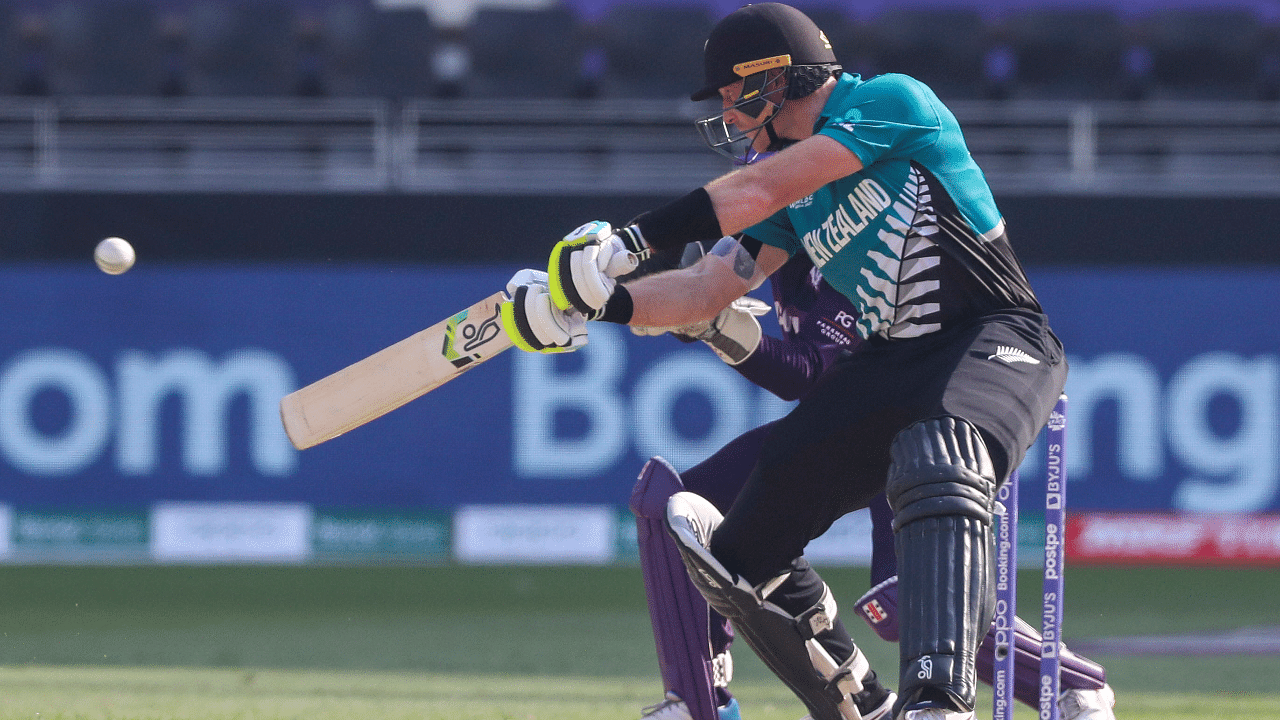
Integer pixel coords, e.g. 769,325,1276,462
443,303,504,368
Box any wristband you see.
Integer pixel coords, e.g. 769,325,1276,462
598,285,634,324
635,187,724,254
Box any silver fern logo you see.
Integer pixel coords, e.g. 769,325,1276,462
988,345,1040,365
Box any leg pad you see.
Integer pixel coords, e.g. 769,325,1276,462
887,417,999,714
666,492,867,720
631,458,725,720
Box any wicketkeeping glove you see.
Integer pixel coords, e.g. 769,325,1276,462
548,221,638,317
674,296,772,365
500,269,588,353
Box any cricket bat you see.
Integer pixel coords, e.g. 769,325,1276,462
279,251,637,450
280,291,512,450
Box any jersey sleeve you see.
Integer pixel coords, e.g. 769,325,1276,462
818,74,942,168
743,213,801,256
732,334,828,402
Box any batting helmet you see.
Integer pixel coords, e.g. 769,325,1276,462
690,3,840,103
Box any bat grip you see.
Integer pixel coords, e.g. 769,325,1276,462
605,250,639,278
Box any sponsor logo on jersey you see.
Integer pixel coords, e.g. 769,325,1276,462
816,320,853,345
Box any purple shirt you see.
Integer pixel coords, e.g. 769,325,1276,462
733,253,863,401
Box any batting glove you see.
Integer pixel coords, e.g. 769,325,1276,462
614,224,650,260
674,296,772,365
501,269,588,353
548,221,637,317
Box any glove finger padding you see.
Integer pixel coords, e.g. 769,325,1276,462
501,283,588,353
506,268,549,294
733,296,772,317
549,221,619,316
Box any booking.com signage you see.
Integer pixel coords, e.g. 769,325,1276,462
1,265,1278,513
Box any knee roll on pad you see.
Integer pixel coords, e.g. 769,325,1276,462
630,456,685,520
886,416,997,528
666,492,868,720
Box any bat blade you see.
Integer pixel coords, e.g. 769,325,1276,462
280,291,512,450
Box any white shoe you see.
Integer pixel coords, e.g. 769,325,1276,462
1060,684,1116,720
639,691,741,720
901,709,975,720
640,692,692,720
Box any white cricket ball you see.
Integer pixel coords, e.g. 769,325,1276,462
94,237,136,275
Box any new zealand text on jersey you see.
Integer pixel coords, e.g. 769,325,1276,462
800,178,892,267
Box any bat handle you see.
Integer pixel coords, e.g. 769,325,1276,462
605,250,639,278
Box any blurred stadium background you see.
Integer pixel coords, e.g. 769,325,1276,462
1,0,1279,718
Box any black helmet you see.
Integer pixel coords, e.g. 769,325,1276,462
690,3,839,102
691,4,840,163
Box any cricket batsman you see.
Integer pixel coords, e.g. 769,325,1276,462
503,4,1070,719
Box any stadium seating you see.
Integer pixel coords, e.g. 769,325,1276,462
68,0,167,95
595,4,714,99
0,1,1275,101
4,10,54,96
366,7,439,99
466,7,586,98
182,2,295,96
0,7,10,88
1000,8,1128,99
1141,8,1267,99
866,8,989,99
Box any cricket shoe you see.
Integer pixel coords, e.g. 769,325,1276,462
899,708,975,720
639,691,741,720
1060,683,1116,720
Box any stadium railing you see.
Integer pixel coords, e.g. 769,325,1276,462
2,96,1280,196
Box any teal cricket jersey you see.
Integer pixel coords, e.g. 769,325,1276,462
745,73,1041,340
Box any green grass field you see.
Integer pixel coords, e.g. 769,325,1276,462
0,564,1276,719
